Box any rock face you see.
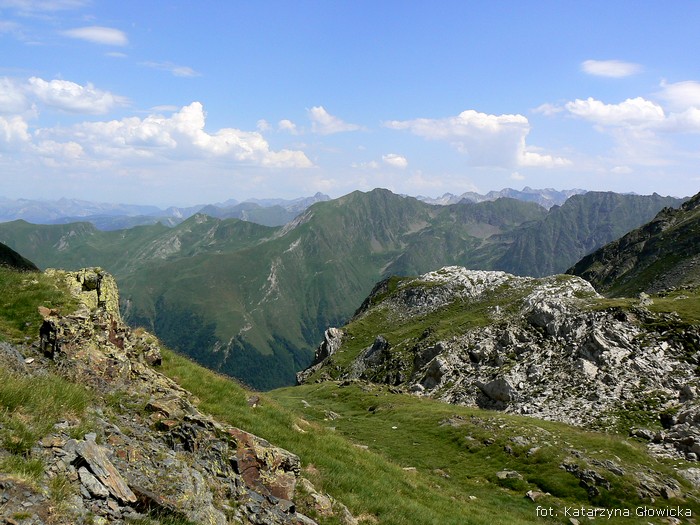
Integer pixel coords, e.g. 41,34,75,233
3,268,318,525
300,266,700,461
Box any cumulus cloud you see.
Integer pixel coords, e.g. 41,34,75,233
0,115,30,146
565,97,665,126
62,26,128,46
278,119,298,134
657,80,700,112
52,102,313,167
27,77,127,114
519,149,572,168
256,119,271,132
662,107,700,133
385,109,569,168
563,94,700,134
0,77,29,114
308,106,360,134
141,61,200,78
382,153,408,169
581,59,642,78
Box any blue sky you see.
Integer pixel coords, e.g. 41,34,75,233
1,0,699,206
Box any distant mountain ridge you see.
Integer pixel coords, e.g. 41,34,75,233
417,186,587,209
0,193,331,230
1,188,584,230
0,189,682,389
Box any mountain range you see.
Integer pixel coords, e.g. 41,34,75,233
0,188,682,389
417,186,587,209
0,187,587,231
0,193,331,230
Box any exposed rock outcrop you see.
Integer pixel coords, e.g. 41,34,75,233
2,268,319,525
301,266,700,461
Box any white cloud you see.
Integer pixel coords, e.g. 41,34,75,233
611,165,633,174
510,172,525,181
351,160,379,170
519,149,572,168
385,109,569,168
50,101,313,167
106,51,127,59
662,107,700,133
581,59,642,78
533,103,563,116
657,80,700,112
564,93,700,135
150,104,179,113
308,106,360,134
382,153,408,169
565,97,665,126
62,26,128,46
27,77,127,114
256,119,271,132
141,61,200,78
0,77,29,113
0,115,30,146
34,139,84,166
278,119,298,134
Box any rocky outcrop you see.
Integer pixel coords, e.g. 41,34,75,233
2,268,318,525
296,328,343,384
301,266,700,461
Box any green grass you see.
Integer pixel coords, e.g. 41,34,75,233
160,347,700,525
648,288,700,324
0,367,92,479
0,266,78,343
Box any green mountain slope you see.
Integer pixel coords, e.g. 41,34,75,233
0,189,682,389
497,192,683,277
0,241,38,272
568,191,700,295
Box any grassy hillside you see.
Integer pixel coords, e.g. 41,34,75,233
162,347,700,525
498,192,682,277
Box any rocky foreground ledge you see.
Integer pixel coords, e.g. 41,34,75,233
1,268,326,525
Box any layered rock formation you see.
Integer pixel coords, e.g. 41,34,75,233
1,268,320,525
300,266,700,461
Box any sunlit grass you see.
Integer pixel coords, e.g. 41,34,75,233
160,347,700,525
0,267,78,343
